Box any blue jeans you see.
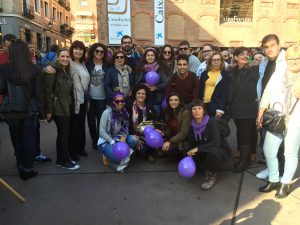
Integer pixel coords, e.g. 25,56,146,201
87,99,106,147
129,135,155,157
98,135,137,163
6,114,38,169
264,128,300,184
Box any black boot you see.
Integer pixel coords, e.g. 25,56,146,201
275,183,291,198
259,182,280,193
18,167,38,181
232,145,251,173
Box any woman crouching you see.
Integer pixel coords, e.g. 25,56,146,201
187,99,226,191
97,90,135,172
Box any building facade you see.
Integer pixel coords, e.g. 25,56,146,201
70,0,98,47
97,0,300,47
0,0,73,52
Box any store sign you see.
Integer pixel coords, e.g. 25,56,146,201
220,0,253,24
154,0,165,46
107,0,131,45
0,18,7,25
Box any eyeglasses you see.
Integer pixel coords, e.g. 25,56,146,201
114,100,125,104
212,58,222,62
163,51,171,54
203,50,213,54
94,49,104,54
122,41,132,45
179,47,188,51
115,55,125,60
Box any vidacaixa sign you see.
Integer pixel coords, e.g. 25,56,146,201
154,0,165,46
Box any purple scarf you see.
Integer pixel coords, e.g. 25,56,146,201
191,115,209,141
144,61,159,73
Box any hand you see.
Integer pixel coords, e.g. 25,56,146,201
256,108,265,128
120,136,126,142
162,141,171,152
44,66,56,74
187,147,198,156
136,140,144,151
46,113,52,122
149,86,157,91
215,112,223,118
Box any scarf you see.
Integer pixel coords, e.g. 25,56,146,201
132,101,147,131
115,64,130,95
144,61,159,73
191,115,209,141
110,105,129,136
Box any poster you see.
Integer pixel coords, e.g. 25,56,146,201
107,0,131,45
220,0,254,24
154,0,165,46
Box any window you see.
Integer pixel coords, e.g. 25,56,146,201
53,7,57,21
44,1,49,17
34,0,40,13
66,16,69,24
59,12,63,23
80,1,88,6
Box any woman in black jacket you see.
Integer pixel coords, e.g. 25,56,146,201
187,99,226,191
126,84,158,162
0,40,45,180
228,47,259,172
199,52,229,118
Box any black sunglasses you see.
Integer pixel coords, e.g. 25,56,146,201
115,56,125,59
94,49,104,54
179,47,188,51
163,51,171,54
114,100,125,104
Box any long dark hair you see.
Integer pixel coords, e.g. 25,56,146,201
159,44,176,76
88,43,108,66
69,40,86,63
56,48,71,76
8,39,33,84
137,48,160,74
165,92,184,122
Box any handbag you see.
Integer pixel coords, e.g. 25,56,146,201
261,101,298,136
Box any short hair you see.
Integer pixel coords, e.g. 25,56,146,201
3,34,17,43
206,52,225,71
261,34,280,46
131,83,150,102
189,99,207,115
50,44,59,52
252,51,265,58
179,40,190,48
202,44,214,50
121,35,132,44
285,45,300,60
177,54,189,63
233,47,249,57
69,40,86,63
88,42,108,65
111,50,127,64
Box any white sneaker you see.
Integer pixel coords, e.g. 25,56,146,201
256,168,269,179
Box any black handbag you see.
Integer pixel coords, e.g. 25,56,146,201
261,101,298,136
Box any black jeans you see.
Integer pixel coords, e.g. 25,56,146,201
54,115,71,163
194,150,223,173
6,114,38,169
87,99,106,147
69,102,87,158
234,119,258,153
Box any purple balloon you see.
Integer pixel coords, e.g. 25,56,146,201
145,71,159,86
161,98,167,111
178,156,196,178
145,130,164,149
112,142,130,161
143,125,155,137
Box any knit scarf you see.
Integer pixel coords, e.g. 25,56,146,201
144,61,159,73
132,101,147,131
110,105,129,136
191,115,209,141
115,64,130,95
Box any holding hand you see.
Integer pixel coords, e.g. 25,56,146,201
187,147,198,157
162,141,171,152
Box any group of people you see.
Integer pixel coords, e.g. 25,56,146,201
0,33,299,197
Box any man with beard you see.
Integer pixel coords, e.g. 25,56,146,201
120,35,140,77
166,54,200,105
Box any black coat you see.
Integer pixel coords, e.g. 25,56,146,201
199,70,229,115
228,65,259,119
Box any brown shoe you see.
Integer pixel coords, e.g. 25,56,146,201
233,149,240,158
102,155,110,166
201,171,217,191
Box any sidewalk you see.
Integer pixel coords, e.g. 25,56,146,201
0,121,299,225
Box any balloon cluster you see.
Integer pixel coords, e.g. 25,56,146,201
143,126,164,149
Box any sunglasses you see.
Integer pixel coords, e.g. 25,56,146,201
163,51,171,54
114,100,125,104
94,49,104,54
115,55,125,60
179,47,188,51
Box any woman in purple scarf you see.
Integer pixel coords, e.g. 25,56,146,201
187,99,227,191
136,48,167,114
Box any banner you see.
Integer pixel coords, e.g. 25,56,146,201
154,0,165,46
107,0,131,45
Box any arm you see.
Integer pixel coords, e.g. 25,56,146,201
43,72,56,114
216,72,229,114
196,119,221,152
169,110,192,144
193,74,200,100
104,68,114,105
34,68,46,119
99,110,115,144
155,71,168,92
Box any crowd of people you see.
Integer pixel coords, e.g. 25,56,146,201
0,33,299,198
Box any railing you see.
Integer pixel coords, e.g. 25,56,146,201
23,2,35,19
